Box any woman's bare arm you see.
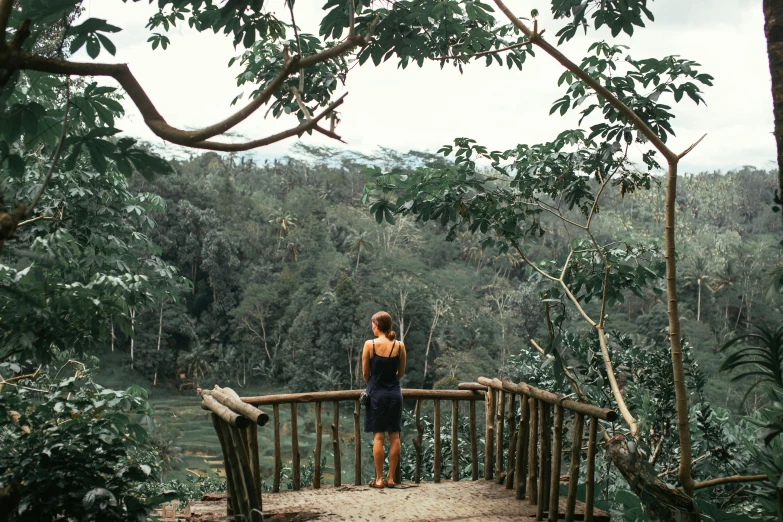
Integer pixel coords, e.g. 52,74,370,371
362,340,372,383
397,342,406,379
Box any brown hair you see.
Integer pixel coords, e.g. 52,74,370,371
372,311,396,341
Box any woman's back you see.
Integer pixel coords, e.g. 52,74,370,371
369,339,401,387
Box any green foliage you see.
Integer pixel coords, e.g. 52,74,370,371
0,359,167,521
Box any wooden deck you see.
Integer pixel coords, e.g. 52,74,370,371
185,480,609,521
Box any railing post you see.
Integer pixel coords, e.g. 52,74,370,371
548,404,564,522
565,413,585,522
272,404,281,493
414,399,423,483
528,398,538,504
211,414,239,518
515,394,529,500
247,423,262,509
332,401,341,487
469,399,478,481
495,388,505,484
233,425,262,522
354,400,362,486
314,401,322,489
485,387,495,480
537,402,550,520
452,399,460,481
291,403,300,491
434,399,441,483
505,392,516,489
585,416,598,522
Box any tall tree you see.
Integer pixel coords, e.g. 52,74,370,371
764,0,783,223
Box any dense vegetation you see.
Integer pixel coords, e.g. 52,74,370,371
1,0,783,520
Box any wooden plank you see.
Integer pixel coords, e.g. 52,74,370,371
495,389,505,484
566,413,585,522
548,404,564,522
537,402,549,520
332,401,341,487
354,400,362,486
505,392,516,489
314,401,322,489
515,394,530,500
452,399,459,481
291,403,300,491
219,420,250,520
272,404,281,493
528,398,538,505
485,388,495,480
414,399,423,484
469,399,478,481
585,416,598,522
434,399,441,483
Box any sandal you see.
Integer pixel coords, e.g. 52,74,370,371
383,478,396,488
368,479,384,489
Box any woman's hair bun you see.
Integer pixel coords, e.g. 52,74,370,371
372,311,396,340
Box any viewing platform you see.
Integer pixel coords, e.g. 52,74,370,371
185,377,616,522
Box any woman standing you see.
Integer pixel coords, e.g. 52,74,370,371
362,311,407,488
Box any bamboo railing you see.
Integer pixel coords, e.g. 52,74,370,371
469,377,617,522
200,378,616,522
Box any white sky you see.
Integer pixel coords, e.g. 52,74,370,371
76,0,774,173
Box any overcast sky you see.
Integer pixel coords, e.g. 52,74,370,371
76,0,773,173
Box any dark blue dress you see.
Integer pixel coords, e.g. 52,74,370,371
364,340,403,433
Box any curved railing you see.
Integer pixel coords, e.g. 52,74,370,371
199,377,616,522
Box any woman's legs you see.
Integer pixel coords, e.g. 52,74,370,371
386,432,400,485
372,432,385,486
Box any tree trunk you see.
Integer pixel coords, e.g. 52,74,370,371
153,301,166,387
607,436,698,521
764,0,783,219
696,278,701,322
129,307,136,371
424,309,440,381
664,161,695,497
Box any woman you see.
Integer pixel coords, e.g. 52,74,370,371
362,311,407,489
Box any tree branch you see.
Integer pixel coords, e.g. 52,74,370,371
0,0,13,45
16,215,56,227
27,79,70,217
678,133,707,159
189,93,346,152
434,40,532,62
693,474,768,490
3,28,373,149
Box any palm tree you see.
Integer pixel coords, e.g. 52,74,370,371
346,231,373,275
710,260,737,320
177,342,212,388
682,256,711,322
269,212,297,238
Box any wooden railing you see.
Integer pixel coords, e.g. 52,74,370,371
199,377,617,522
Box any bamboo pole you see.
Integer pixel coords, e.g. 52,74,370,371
515,395,530,500
220,421,251,520
209,387,269,426
495,389,505,484
273,404,281,493
565,413,585,522
469,399,478,481
243,388,484,405
314,401,322,489
354,400,362,486
485,388,495,480
233,425,262,522
585,416,598,522
548,404,564,522
414,399,423,483
505,392,516,489
291,402,300,491
332,401,341,487
247,423,262,510
201,393,250,428
452,399,459,481
528,398,539,504
537,402,549,520
434,399,441,483
474,378,617,421
211,415,239,518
